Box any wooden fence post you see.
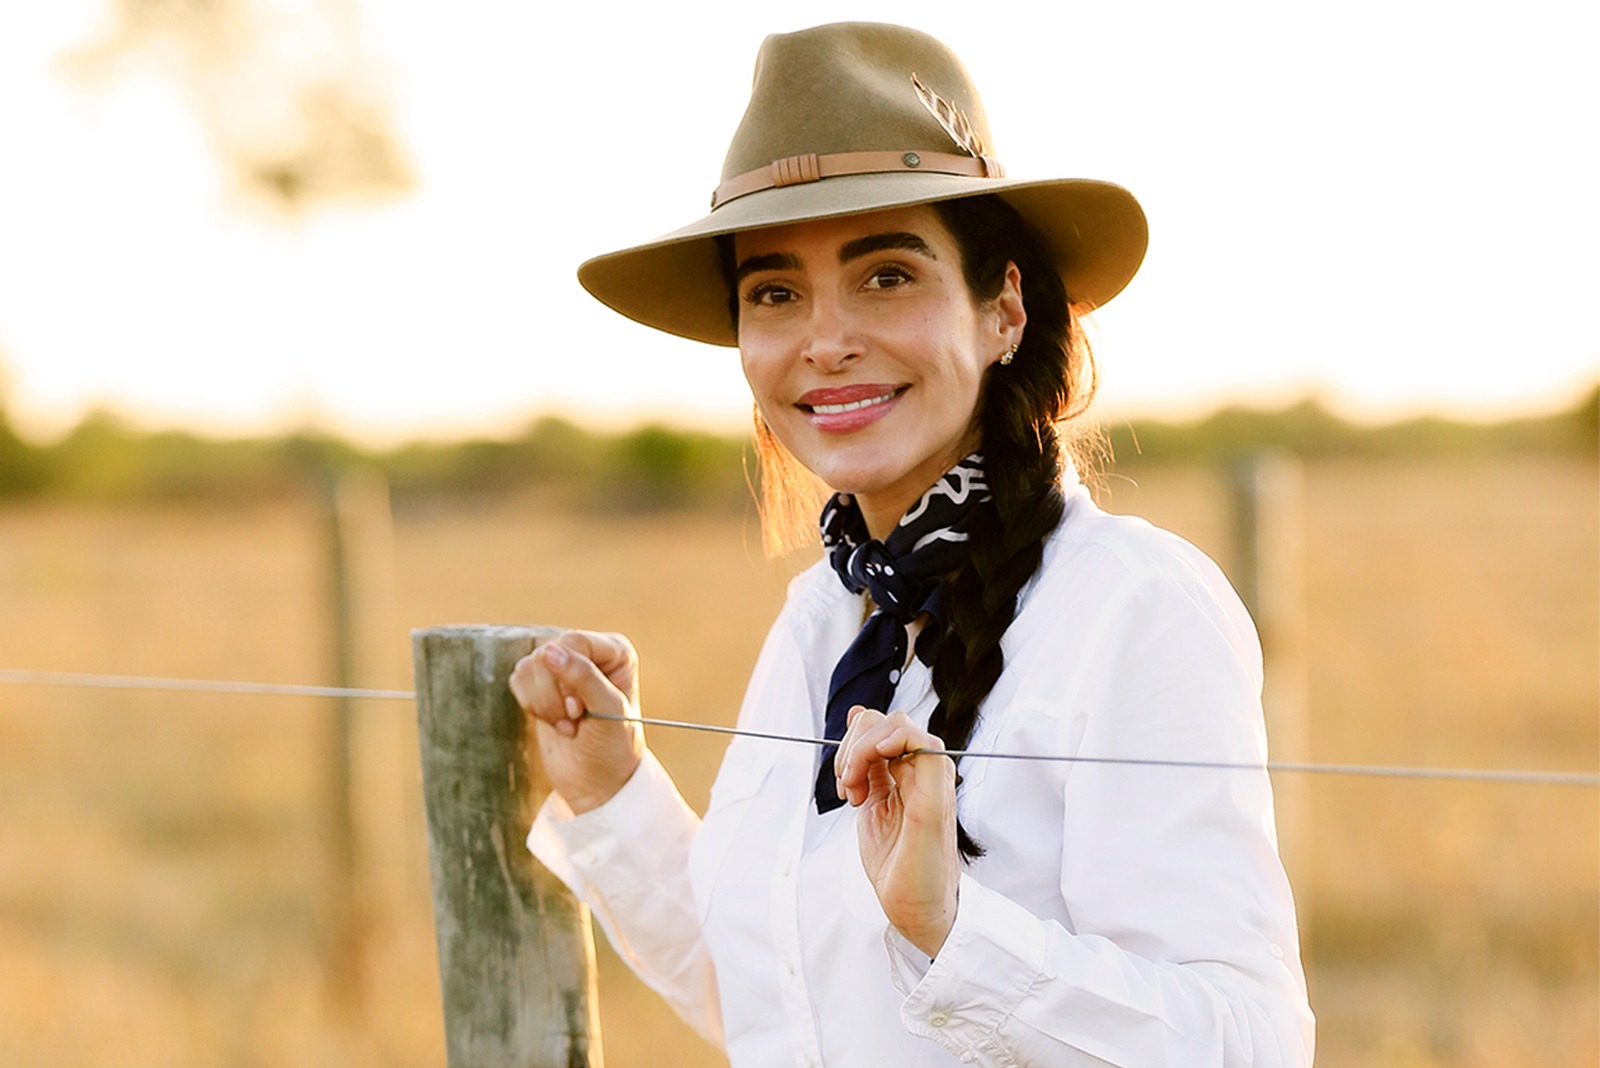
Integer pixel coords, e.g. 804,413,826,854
1231,452,1313,956
321,468,362,1014
412,625,605,1068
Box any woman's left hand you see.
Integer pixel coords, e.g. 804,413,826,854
835,706,960,958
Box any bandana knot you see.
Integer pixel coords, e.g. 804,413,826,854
837,541,918,619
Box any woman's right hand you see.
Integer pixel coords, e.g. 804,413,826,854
510,630,645,815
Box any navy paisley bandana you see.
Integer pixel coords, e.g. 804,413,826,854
813,455,989,813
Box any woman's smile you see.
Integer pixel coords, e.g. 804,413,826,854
798,384,908,431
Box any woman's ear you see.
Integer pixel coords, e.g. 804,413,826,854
994,261,1028,351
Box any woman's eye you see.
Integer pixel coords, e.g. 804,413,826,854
864,266,912,290
744,282,796,307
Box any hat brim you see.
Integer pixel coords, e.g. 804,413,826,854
577,173,1148,347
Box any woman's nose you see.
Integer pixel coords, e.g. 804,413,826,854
800,295,861,372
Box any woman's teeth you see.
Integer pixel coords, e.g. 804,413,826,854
811,392,896,415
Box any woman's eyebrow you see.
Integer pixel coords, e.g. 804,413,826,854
734,251,800,283
839,231,934,263
733,232,933,282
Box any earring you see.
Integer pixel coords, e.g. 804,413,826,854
999,344,1018,366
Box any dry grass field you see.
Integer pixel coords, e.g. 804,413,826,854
0,454,1594,1067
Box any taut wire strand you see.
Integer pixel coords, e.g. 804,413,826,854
580,713,1600,789
2,669,1595,788
0,668,413,702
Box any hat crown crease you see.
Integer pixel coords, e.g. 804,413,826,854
719,23,996,184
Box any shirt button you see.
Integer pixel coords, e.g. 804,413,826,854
1270,943,1285,959
928,1011,949,1028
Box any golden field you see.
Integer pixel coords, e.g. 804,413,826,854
0,454,1594,1067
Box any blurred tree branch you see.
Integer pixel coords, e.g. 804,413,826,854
58,0,414,213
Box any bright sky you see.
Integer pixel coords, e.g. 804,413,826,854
1,1,1596,444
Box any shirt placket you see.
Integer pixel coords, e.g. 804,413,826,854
770,799,825,1068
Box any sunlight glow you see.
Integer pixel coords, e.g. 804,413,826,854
0,0,1595,444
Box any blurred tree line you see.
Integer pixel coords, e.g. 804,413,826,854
0,404,755,512
1100,387,1599,468
0,385,1593,510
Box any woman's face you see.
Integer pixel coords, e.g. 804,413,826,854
733,205,1024,535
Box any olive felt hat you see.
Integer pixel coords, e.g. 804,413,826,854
576,22,1148,347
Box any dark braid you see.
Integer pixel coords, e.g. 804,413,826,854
926,195,1095,860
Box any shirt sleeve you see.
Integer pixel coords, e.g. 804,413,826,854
526,749,723,1047
884,561,1315,1066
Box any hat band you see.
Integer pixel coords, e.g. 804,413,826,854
711,149,1005,210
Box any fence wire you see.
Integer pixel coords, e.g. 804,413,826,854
3,668,1595,789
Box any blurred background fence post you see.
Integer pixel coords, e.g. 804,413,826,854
1231,451,1313,960
318,462,404,1018
320,465,363,1016
412,625,605,1068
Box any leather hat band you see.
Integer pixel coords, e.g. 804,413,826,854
711,149,1005,210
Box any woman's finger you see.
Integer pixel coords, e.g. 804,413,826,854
536,639,632,719
510,647,573,733
842,705,896,755
834,705,885,798
552,630,639,703
883,728,955,810
837,710,933,806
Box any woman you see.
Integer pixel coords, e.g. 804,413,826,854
512,21,1314,1067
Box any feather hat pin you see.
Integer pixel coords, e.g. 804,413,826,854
911,72,989,160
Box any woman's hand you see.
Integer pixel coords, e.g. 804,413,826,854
510,630,645,815
834,706,960,957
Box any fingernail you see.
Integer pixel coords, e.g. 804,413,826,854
556,718,576,737
542,643,568,668
564,696,581,720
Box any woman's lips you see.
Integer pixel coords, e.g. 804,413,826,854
797,384,906,433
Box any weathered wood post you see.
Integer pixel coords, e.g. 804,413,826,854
413,625,605,1067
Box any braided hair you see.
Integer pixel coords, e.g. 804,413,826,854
926,195,1096,859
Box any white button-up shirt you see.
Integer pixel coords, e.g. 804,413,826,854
529,482,1315,1065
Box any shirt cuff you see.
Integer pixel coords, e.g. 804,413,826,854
888,873,1048,1055
525,749,683,902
